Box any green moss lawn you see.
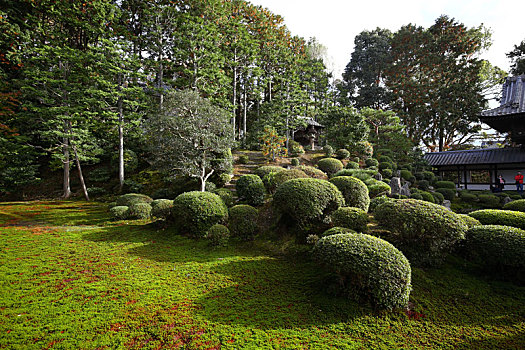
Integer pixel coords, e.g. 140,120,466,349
1,201,524,349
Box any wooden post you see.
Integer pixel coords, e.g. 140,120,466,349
463,166,468,190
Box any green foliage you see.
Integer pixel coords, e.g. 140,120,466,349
466,225,525,283
272,169,309,192
238,155,249,164
323,145,334,157
313,233,412,310
435,188,456,201
317,158,344,176
288,140,305,157
400,169,413,181
423,171,436,182
368,182,391,199
368,196,394,213
503,199,525,212
321,227,356,237
273,178,345,232
110,206,129,220
410,193,423,200
88,167,112,183
381,168,393,178
151,199,174,219
253,166,285,180
346,161,360,169
468,209,525,230
352,141,374,160
331,207,368,232
458,214,481,228
329,176,370,212
128,203,152,220
378,155,393,163
336,149,350,160
431,191,445,204
260,126,287,161
417,180,430,191
172,191,228,238
379,162,393,171
320,106,369,150
375,199,468,266
290,158,300,166
228,204,259,240
296,165,327,179
213,188,234,207
236,175,266,206
507,39,525,75
419,191,435,203
478,194,501,208
116,193,153,207
459,191,478,203
87,187,106,197
435,181,456,189
365,158,379,167
206,224,230,247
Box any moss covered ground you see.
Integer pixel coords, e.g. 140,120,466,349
1,201,524,349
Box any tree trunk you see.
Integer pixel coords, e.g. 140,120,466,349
232,49,237,140
243,81,247,140
118,73,125,193
72,144,89,201
62,124,71,199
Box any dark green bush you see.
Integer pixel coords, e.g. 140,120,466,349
323,145,334,157
466,225,525,283
237,154,249,164
410,193,423,200
253,165,285,180
419,191,435,203
365,158,379,167
128,203,152,220
273,178,344,230
236,174,266,206
317,158,344,176
503,199,525,212
206,224,230,247
381,168,393,178
378,155,393,163
375,199,468,266
297,165,327,179
346,161,359,169
313,233,411,310
478,194,501,208
368,182,391,198
89,167,112,183
431,191,444,204
334,169,377,179
369,196,393,213
228,204,259,240
459,191,478,203
435,181,456,189
172,191,228,237
400,170,413,181
289,140,305,157
272,169,308,192
379,162,393,171
116,193,153,207
331,207,368,232
151,188,177,200
87,187,106,197
290,158,300,166
213,188,234,207
422,171,436,182
110,206,129,220
435,188,456,201
210,172,232,188
458,214,481,228
329,176,370,211
351,156,360,163
336,148,350,159
468,209,525,229
151,199,173,219
321,227,356,237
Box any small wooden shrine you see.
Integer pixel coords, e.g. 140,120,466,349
293,117,324,150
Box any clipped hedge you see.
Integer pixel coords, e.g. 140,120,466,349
290,158,300,166
329,176,370,212
151,199,173,219
346,161,360,169
336,148,350,159
503,199,525,212
368,196,393,213
313,233,412,310
273,178,344,228
365,158,379,168
431,191,444,204
128,203,152,220
116,193,153,207
468,209,525,230
172,191,228,237
110,206,129,220
297,165,327,179
368,182,391,198
213,188,234,207
435,188,456,201
331,207,368,232
419,191,435,203
458,214,481,228
381,168,393,179
375,199,468,266
206,224,230,247
228,204,259,240
400,170,413,181
321,227,356,237
253,166,285,180
317,158,344,176
435,181,456,189
466,225,525,283
323,145,334,157
236,174,266,206
272,169,308,191
478,194,501,208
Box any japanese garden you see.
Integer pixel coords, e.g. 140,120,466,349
1,0,525,348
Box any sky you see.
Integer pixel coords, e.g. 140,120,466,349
249,0,525,79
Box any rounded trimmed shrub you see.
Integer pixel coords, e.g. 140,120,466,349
400,170,413,181
151,199,173,219
289,140,305,157
365,158,379,168
273,178,345,228
336,148,350,160
369,195,393,213
375,199,468,266
297,165,328,179
329,176,370,212
206,224,230,247
313,233,412,310
478,194,501,208
379,162,393,171
323,145,334,157
253,165,285,180
110,206,129,220
331,207,368,232
435,188,456,201
435,181,456,189
317,158,344,176
423,171,436,182
458,214,481,228
351,156,360,163
172,191,228,237
431,191,444,204
468,209,525,229
236,174,266,206
228,204,259,240
321,227,356,237
116,193,153,207
466,225,525,283
128,203,152,220
459,191,477,203
381,168,393,179
368,182,391,199
290,157,300,166
272,169,308,191
410,193,423,200
378,155,393,163
346,161,360,169
419,191,435,203
213,188,234,207
503,199,525,212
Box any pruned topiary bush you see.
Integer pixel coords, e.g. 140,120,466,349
296,165,327,179
116,193,153,207
458,214,481,228
206,224,230,247
419,191,435,203
336,148,350,160
110,206,129,220
290,157,300,166
468,209,525,230
346,161,359,169
320,227,356,237
400,169,413,182
172,191,228,237
228,204,259,240
503,199,525,212
381,168,393,179
369,195,393,213
323,145,334,157
317,158,344,176
151,199,174,219
478,194,501,208
432,191,444,204
365,158,379,168
128,203,152,220
375,199,468,266
465,225,525,284
329,176,370,212
273,178,344,235
313,233,412,310
213,188,234,207
435,181,456,189
253,165,286,180
236,174,266,206
368,182,391,198
435,188,456,201
271,169,308,192
331,207,368,232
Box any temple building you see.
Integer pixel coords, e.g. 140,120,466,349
424,75,525,190
293,116,324,150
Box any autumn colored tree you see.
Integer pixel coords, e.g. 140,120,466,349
260,126,287,161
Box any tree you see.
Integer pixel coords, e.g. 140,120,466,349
145,90,233,192
260,126,287,161
320,106,369,150
507,39,525,75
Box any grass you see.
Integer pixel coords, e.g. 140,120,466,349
1,201,524,349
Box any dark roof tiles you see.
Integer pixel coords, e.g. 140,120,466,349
424,147,525,166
